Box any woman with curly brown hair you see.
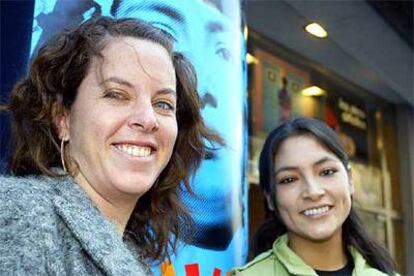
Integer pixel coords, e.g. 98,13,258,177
0,16,221,275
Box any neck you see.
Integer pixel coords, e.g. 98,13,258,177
73,171,138,236
288,230,348,271
92,194,136,235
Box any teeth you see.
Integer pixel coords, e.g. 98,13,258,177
116,144,151,157
303,206,330,216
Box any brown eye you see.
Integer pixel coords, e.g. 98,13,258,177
278,177,297,185
320,168,337,176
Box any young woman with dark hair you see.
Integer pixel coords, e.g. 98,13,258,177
232,117,398,275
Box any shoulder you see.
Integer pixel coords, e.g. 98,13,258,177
353,265,392,276
231,250,278,276
0,174,61,274
0,174,66,230
349,246,398,276
0,174,62,234
0,173,60,228
0,173,55,193
231,234,296,276
0,174,56,210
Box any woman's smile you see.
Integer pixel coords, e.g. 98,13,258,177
301,205,333,218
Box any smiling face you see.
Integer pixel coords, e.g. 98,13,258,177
62,37,178,203
272,134,354,243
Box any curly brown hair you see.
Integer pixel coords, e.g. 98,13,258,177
4,16,222,263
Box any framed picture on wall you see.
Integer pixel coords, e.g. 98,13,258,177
251,48,311,137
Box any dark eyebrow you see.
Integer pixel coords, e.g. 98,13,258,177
274,157,339,175
206,21,225,34
314,157,339,166
274,166,298,176
99,77,134,88
149,4,185,24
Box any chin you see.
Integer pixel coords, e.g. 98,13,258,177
110,175,156,196
304,229,339,243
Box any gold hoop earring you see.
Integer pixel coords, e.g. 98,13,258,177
60,139,68,173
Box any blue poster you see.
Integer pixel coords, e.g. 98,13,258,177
31,0,247,275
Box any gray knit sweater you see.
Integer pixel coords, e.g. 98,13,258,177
0,173,150,275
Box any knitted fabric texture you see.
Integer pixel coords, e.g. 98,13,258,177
0,173,150,275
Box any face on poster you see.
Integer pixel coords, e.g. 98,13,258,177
31,0,247,274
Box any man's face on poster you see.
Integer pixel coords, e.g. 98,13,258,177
115,0,243,246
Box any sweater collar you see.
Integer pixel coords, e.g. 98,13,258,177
50,173,149,275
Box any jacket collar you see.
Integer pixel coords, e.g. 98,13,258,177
50,174,149,275
348,246,370,275
273,234,319,276
273,234,380,276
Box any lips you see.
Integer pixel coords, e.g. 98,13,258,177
302,205,332,217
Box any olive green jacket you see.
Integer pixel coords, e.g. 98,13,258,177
232,234,393,276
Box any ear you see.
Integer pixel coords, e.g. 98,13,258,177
54,110,71,141
264,192,275,211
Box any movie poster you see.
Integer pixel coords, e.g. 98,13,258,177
31,0,247,275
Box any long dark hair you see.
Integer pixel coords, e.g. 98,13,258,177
3,16,222,263
255,117,395,274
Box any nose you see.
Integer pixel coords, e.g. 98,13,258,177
127,101,159,132
302,176,325,200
